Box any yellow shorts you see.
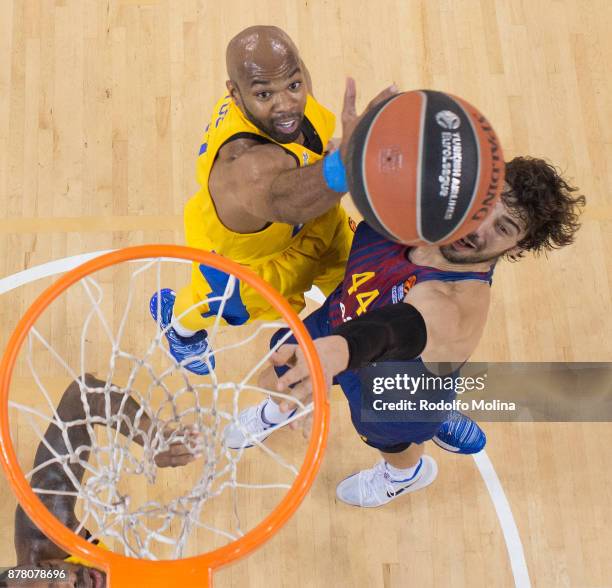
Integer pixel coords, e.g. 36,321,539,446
174,205,354,331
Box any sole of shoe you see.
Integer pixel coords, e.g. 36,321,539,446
432,435,485,455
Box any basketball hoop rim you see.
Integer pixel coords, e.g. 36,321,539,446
0,244,329,584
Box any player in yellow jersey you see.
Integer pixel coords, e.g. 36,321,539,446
1,375,199,588
149,25,397,375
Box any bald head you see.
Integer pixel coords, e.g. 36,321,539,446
226,26,301,87
224,26,308,144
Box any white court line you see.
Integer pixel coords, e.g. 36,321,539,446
310,273,528,581
473,450,531,587
1,253,528,585
0,250,328,306
0,251,114,295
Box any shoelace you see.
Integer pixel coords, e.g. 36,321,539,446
359,462,398,503
165,326,205,349
239,405,271,437
444,411,479,445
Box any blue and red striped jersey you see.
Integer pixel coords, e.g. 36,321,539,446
328,222,494,329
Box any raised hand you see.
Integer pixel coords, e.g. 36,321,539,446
153,425,203,468
272,334,351,415
339,78,399,162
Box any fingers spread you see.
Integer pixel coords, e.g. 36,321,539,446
270,344,298,366
301,413,313,439
342,77,357,122
279,379,312,413
167,450,198,467
258,364,279,390
156,440,203,468
277,358,309,393
367,83,399,110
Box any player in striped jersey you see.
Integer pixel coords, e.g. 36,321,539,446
224,156,585,507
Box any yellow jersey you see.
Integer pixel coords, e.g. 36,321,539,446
188,93,336,263
179,92,353,326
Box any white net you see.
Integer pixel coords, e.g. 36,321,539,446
8,255,317,560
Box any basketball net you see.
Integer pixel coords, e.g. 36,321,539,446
0,246,328,585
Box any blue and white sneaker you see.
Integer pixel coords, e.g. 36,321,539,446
336,456,438,507
149,289,214,375
433,410,486,454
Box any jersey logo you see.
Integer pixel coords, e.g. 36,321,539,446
339,301,352,322
391,275,417,303
403,275,417,295
302,151,310,165
387,484,411,498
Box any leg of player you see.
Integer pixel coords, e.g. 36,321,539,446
149,287,214,376
335,444,438,508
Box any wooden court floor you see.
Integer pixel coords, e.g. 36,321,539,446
1,1,611,586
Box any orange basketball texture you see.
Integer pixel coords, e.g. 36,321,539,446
346,91,505,245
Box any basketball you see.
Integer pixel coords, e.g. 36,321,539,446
346,90,505,245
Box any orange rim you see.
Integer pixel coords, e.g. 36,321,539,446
0,245,329,587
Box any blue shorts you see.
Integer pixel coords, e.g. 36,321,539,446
271,297,453,453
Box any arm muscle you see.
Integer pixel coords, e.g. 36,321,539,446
209,140,343,230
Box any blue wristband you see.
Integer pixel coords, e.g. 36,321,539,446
322,149,348,193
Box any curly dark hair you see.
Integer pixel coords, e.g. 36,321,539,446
502,156,586,260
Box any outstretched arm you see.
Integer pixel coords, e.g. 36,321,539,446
210,79,398,229
15,374,199,565
266,286,488,415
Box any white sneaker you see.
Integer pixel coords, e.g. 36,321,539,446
224,400,286,450
336,455,438,508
